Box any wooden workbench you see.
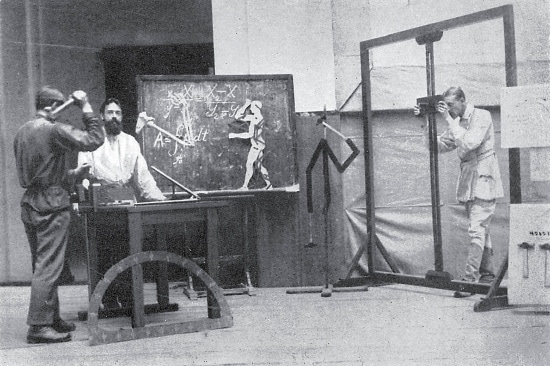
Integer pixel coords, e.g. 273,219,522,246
82,199,229,326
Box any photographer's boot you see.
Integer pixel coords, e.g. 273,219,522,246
454,243,483,298
479,247,495,284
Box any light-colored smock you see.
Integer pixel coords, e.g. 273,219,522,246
78,131,165,201
436,104,504,203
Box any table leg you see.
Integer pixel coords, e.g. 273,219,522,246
206,208,221,318
128,212,145,328
84,213,99,299
156,225,170,307
243,205,256,295
182,224,197,300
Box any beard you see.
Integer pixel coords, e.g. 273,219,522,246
105,118,122,135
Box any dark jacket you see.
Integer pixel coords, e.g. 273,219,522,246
14,112,104,212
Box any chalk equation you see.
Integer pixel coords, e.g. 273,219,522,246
153,84,250,165
162,83,243,120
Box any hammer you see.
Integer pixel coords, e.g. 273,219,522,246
135,112,189,147
49,90,88,117
316,105,347,140
518,242,535,278
540,243,550,287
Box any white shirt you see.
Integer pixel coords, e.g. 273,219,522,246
78,131,166,201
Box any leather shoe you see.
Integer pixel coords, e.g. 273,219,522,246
27,326,71,344
453,290,475,298
479,274,495,284
53,319,76,333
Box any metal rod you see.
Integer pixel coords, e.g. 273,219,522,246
338,82,362,112
150,166,200,199
323,148,330,290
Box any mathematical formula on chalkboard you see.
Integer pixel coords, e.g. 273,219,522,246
136,74,298,192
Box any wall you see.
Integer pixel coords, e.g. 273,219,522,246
0,0,213,283
213,0,549,112
0,0,105,282
332,0,549,112
212,0,337,112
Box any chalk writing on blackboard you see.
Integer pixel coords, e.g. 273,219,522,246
137,75,297,192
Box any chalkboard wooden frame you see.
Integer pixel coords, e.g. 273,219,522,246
136,74,298,193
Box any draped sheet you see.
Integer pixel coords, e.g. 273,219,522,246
343,112,510,279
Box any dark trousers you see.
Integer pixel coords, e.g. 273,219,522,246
21,205,70,325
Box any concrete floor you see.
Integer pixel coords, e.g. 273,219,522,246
0,283,548,366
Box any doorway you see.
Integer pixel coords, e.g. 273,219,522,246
100,44,215,136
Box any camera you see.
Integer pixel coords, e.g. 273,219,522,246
416,95,444,114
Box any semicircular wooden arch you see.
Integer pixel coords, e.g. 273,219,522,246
87,251,233,346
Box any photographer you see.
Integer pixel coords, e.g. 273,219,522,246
415,86,503,297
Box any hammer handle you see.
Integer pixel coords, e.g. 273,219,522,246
321,121,347,140
50,98,75,117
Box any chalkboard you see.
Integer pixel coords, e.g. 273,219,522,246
136,75,298,192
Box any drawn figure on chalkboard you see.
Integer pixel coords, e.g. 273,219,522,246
229,99,272,190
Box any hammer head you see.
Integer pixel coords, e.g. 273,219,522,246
136,112,154,134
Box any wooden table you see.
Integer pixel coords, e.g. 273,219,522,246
83,199,229,327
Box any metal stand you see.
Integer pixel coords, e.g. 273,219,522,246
287,111,363,296
416,31,453,283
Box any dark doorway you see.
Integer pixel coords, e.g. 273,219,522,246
100,44,215,136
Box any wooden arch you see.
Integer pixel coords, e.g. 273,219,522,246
87,251,233,346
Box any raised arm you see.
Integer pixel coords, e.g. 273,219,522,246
53,91,105,152
414,104,457,153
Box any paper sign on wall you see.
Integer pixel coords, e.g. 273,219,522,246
530,148,550,181
501,84,550,148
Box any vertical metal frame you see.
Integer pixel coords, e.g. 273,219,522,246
359,5,518,291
